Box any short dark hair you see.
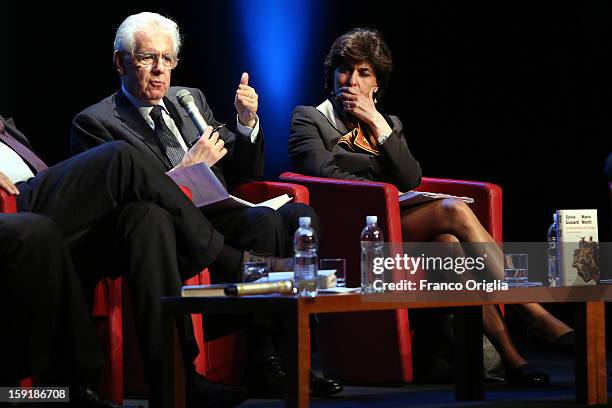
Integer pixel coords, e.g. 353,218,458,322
324,28,393,100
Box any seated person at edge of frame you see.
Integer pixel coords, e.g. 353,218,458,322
0,212,121,408
0,115,248,407
70,12,342,398
288,27,575,386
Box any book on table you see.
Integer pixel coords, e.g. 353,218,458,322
254,270,338,289
556,209,599,285
399,191,474,207
166,163,292,211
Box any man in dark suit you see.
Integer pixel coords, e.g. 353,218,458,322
71,12,316,260
70,11,342,398
0,115,248,407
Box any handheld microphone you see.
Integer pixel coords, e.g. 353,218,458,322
176,89,208,135
224,280,294,296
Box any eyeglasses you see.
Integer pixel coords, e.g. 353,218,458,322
131,52,178,69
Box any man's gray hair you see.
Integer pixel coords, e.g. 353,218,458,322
114,12,181,55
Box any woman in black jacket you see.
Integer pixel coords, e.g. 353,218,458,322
289,27,573,386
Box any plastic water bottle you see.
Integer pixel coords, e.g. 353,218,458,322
547,213,560,287
361,216,385,293
294,217,318,297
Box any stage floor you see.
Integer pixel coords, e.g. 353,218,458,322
123,353,612,407
242,353,611,408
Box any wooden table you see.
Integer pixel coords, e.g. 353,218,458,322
162,286,608,407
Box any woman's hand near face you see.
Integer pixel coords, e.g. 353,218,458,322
336,86,392,140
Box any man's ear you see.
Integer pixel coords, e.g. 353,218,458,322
113,51,126,75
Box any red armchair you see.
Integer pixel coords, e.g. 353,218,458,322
1,181,309,403
279,172,502,383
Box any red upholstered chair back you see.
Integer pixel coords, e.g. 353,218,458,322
278,174,400,286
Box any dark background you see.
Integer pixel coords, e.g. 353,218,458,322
1,1,610,242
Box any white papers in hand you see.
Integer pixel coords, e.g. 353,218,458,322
166,163,292,211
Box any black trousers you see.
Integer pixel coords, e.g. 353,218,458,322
209,203,320,259
0,213,104,384
12,141,319,382
14,142,226,383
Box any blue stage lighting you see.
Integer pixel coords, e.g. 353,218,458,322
235,0,317,177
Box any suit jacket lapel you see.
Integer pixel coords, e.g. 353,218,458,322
0,115,34,149
113,90,173,168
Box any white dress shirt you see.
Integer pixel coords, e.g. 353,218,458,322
0,141,35,183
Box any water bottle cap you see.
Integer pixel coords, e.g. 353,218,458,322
366,215,377,225
298,217,311,227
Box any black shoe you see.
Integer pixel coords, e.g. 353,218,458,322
69,386,120,408
483,375,505,384
187,373,249,408
246,355,342,398
309,372,343,397
506,364,550,387
246,354,287,398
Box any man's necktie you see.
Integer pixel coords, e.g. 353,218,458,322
0,120,48,173
149,105,185,167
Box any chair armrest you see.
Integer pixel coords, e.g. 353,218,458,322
417,177,503,241
232,181,309,205
0,190,17,213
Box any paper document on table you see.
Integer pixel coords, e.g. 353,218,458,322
319,287,361,293
255,270,338,289
399,190,474,207
166,163,292,211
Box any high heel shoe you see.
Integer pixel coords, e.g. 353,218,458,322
506,364,550,387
